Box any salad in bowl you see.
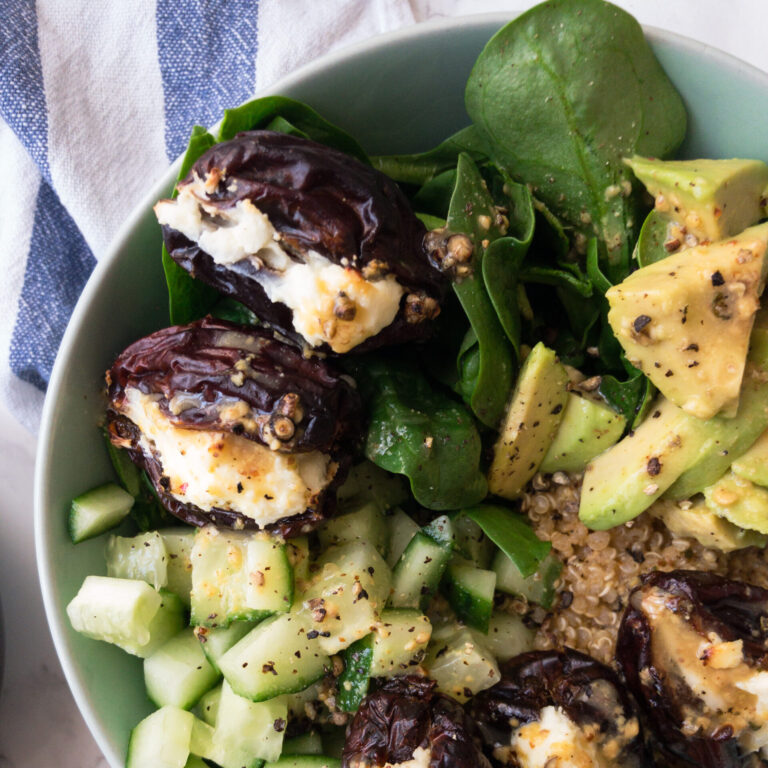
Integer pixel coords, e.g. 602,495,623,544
48,1,768,766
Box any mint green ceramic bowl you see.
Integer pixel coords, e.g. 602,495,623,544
34,14,768,767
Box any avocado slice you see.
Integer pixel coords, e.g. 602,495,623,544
731,430,768,487
665,340,768,499
626,156,768,244
488,343,568,500
539,392,626,474
650,497,766,552
607,222,768,419
579,396,710,530
703,471,768,535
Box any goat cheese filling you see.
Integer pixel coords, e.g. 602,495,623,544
510,706,610,768
155,175,405,353
122,387,332,526
383,746,432,768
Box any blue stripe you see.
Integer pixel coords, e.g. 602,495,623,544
0,0,49,177
9,180,96,391
156,0,260,160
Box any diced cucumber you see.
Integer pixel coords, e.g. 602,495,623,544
305,542,392,655
68,483,134,544
494,550,562,609
286,536,311,588
337,461,407,510
218,613,329,702
104,431,142,496
389,531,451,610
453,515,495,568
318,500,389,558
126,706,194,768
67,575,185,657
441,557,496,633
282,731,324,756
190,527,292,627
370,609,431,676
211,681,287,765
424,628,500,702
145,627,220,709
106,531,168,590
266,758,341,768
195,683,222,726
282,681,321,722
160,528,196,605
469,612,535,662
189,717,216,761
386,509,421,568
195,620,259,674
184,756,208,768
338,635,373,712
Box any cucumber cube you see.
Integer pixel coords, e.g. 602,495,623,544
126,706,194,768
145,628,221,709
371,609,432,676
68,483,134,544
67,576,184,657
160,527,197,605
318,500,389,557
218,613,329,701
195,683,222,726
195,619,259,673
106,531,168,589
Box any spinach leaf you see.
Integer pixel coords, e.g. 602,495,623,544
447,154,515,427
218,95,368,162
372,125,488,186
635,209,673,267
263,115,310,139
209,296,259,326
599,365,655,429
519,266,593,297
415,212,446,231
461,504,551,578
353,359,488,511
162,125,221,325
465,0,686,278
413,168,458,219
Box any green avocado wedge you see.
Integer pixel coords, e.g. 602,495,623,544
487,343,568,500
539,392,626,474
626,155,768,244
731,430,768,487
703,472,768,535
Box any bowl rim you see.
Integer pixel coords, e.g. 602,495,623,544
33,11,768,766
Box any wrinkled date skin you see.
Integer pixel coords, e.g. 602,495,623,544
468,649,650,767
617,570,768,768
106,317,363,537
161,130,445,352
342,676,491,768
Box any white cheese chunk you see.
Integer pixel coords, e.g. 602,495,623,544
154,174,405,353
383,746,432,768
123,388,332,527
511,706,609,768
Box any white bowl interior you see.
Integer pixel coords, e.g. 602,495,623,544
34,13,768,767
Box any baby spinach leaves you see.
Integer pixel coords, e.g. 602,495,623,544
162,125,220,325
352,359,488,511
465,0,686,281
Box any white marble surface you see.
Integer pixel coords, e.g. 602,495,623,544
1,2,766,766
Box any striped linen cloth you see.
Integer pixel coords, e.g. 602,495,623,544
0,0,416,432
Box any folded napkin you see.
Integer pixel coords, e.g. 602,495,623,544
0,0,419,432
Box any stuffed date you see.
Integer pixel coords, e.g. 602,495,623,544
155,130,444,355
467,649,648,767
617,570,768,768
105,317,362,536
342,675,491,768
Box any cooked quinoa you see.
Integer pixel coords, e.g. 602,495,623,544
523,472,768,664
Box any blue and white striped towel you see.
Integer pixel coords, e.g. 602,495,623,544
0,0,418,433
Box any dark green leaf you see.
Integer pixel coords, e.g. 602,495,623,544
372,125,488,186
131,473,175,531
636,209,673,267
462,504,551,578
352,359,488,511
466,0,686,267
209,297,260,326
586,238,613,294
415,212,446,230
163,125,221,325
413,168,458,219
218,95,368,163
519,266,593,297
447,154,515,427
263,115,310,139
599,366,654,429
